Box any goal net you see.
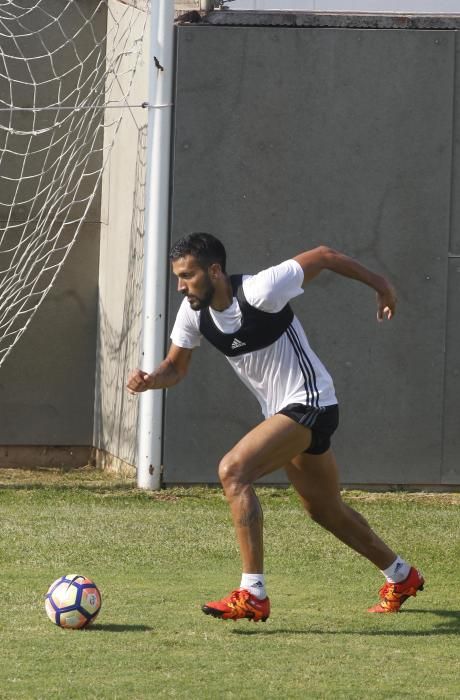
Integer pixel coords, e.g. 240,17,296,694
0,0,149,368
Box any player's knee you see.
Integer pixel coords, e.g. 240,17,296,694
218,452,248,494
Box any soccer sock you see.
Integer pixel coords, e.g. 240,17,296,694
240,573,267,599
382,556,411,583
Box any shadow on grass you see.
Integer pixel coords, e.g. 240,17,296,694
87,623,154,632
231,609,460,636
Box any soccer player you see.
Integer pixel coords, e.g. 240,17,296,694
127,233,424,620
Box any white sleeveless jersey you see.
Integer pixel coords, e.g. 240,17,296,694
170,259,337,418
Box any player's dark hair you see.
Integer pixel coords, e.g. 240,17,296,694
169,233,227,273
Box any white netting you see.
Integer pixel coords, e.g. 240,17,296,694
0,0,149,367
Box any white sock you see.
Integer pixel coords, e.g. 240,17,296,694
240,573,267,599
382,556,411,583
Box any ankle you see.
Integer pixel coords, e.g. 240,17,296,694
381,556,410,583
240,573,267,599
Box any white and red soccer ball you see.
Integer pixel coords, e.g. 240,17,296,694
45,575,101,629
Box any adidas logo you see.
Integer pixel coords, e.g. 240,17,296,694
231,338,246,350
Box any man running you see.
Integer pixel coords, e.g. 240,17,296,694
127,232,424,620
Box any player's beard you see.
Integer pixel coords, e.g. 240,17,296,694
185,275,214,311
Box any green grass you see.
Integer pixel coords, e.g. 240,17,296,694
1,468,459,699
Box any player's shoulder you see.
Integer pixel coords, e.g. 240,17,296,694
242,259,302,294
176,296,200,324
242,259,304,310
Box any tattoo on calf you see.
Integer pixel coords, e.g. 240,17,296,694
237,504,263,528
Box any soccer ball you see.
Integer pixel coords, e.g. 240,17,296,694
45,574,102,629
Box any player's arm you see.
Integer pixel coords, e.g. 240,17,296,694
293,246,397,321
126,343,193,394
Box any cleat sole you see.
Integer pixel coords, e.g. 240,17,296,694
202,606,224,618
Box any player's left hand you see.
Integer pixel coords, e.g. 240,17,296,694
376,281,397,321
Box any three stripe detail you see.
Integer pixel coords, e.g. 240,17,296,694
286,323,320,411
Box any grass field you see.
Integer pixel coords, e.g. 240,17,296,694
1,467,459,699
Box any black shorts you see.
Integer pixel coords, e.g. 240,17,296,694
277,403,339,455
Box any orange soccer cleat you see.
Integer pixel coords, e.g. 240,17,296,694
368,567,425,613
202,588,270,622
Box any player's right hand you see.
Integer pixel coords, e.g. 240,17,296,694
126,369,152,394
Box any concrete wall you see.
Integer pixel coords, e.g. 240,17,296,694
164,17,460,486
94,0,150,470
2,7,459,487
